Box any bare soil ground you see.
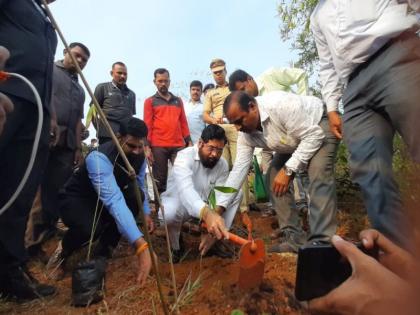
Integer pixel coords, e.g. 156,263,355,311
0,199,368,315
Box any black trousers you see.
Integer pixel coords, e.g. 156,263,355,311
41,147,74,227
151,146,182,194
0,94,50,274
60,182,144,258
25,147,75,248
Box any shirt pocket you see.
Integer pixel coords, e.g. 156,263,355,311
343,0,380,27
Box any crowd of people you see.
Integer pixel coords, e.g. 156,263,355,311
0,0,419,314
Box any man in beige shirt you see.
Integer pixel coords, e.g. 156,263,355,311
203,59,249,215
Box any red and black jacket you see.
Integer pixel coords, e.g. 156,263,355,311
143,92,191,147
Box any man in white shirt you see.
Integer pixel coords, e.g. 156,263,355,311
229,68,311,228
219,91,339,253
311,0,420,247
161,124,242,261
184,80,206,144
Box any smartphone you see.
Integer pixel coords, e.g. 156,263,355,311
294,242,378,301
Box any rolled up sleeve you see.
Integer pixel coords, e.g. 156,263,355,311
217,135,254,208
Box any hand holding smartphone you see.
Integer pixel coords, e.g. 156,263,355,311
295,241,378,301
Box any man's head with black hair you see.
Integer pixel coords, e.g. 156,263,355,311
153,68,171,96
203,83,215,96
119,118,148,163
228,69,258,97
223,91,260,134
111,61,128,87
189,80,203,102
63,42,90,73
198,124,227,169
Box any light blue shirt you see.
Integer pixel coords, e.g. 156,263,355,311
184,99,205,144
85,151,151,244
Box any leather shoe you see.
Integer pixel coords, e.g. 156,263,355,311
0,266,56,301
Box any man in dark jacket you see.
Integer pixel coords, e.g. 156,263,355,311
26,42,90,257
0,0,57,301
92,62,136,145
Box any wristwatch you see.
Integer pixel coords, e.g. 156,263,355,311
283,166,295,177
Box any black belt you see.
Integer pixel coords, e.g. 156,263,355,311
348,30,418,83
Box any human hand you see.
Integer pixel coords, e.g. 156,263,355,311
308,235,413,315
73,149,82,167
272,168,292,197
202,207,229,240
135,238,156,286
0,93,13,136
0,46,10,70
145,145,154,164
213,117,223,124
0,46,13,136
49,117,60,147
199,233,217,256
145,214,155,234
359,229,415,280
327,111,342,139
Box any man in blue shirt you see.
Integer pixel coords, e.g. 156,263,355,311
56,118,154,285
184,80,206,144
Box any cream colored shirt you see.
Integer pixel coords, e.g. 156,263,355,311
203,84,230,119
217,91,325,208
311,0,420,112
256,67,309,96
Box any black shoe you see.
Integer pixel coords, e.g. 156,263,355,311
0,266,56,301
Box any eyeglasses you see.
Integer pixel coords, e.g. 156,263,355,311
203,143,224,154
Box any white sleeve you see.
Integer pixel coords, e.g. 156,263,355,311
172,151,206,218
310,9,343,112
216,134,254,208
276,99,325,171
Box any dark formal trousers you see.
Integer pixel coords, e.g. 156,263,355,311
342,32,420,248
0,94,50,274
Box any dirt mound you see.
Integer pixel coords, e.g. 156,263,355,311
1,202,368,314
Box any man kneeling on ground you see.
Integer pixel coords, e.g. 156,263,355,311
54,118,154,285
161,124,242,262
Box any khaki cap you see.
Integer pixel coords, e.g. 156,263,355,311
210,58,226,72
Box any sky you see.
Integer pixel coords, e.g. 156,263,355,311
48,0,296,140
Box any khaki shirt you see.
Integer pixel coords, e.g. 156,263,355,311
203,83,230,119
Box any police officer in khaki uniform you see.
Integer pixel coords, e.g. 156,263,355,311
203,59,250,216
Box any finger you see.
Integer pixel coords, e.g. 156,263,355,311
213,226,222,240
334,128,343,140
0,46,10,69
331,235,366,272
359,229,400,254
309,294,335,314
137,271,146,286
221,226,230,240
0,94,14,113
272,182,280,197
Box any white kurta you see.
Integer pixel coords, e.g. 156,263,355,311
161,145,242,249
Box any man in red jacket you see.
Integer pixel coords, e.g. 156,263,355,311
143,68,192,208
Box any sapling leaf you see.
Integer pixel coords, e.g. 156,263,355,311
208,189,216,210
214,186,238,193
